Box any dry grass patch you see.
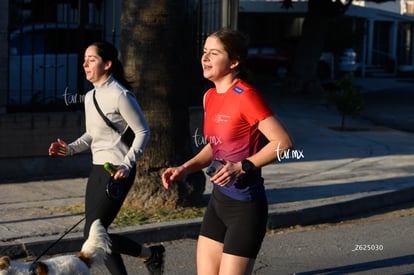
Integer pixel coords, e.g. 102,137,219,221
52,203,206,227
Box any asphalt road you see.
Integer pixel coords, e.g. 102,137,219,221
94,203,414,274
12,203,412,275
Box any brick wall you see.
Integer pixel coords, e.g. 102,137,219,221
0,112,91,182
0,107,203,182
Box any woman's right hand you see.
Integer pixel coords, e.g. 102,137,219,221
161,166,187,189
48,138,68,156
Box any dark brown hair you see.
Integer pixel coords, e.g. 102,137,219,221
91,41,132,90
208,28,249,80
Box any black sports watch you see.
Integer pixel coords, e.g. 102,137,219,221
241,159,257,174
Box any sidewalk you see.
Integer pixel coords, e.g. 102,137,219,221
1,77,414,259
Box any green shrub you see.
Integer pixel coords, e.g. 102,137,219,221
327,73,364,130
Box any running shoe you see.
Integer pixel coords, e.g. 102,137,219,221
144,244,165,275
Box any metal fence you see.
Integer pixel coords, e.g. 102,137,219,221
7,0,228,112
8,0,106,112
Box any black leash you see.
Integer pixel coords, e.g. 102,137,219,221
29,216,86,274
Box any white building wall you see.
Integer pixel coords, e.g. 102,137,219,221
353,0,403,13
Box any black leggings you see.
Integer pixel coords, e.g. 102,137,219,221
84,165,141,275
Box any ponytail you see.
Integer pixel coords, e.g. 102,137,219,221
91,41,132,90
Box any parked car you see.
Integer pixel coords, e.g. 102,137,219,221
247,46,335,81
246,47,290,77
9,23,101,106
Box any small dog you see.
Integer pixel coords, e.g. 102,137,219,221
0,219,111,275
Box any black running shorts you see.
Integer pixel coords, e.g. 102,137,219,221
199,188,268,259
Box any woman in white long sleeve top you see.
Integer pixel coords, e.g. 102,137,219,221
49,41,164,275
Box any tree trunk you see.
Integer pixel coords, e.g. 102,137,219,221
120,0,205,209
286,0,350,94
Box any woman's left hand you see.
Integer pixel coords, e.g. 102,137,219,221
114,166,130,180
210,160,242,187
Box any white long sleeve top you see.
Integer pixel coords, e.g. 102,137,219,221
67,75,150,169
